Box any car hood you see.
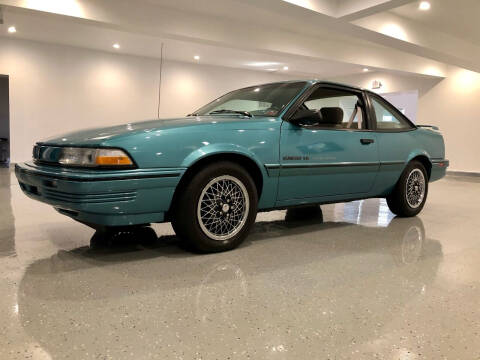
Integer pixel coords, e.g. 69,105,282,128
39,116,277,146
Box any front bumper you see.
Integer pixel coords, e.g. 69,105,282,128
15,162,185,227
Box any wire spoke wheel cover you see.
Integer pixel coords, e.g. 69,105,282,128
405,168,425,209
197,175,250,241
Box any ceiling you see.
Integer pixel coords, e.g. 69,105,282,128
0,8,373,78
0,0,479,77
392,0,480,46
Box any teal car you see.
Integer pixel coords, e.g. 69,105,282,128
15,80,448,252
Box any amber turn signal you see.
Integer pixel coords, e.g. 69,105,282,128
95,155,133,166
95,149,134,166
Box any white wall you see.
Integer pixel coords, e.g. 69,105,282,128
382,90,418,123
417,67,480,173
3,37,479,173
159,60,298,118
1,37,158,162
0,37,296,163
329,69,480,173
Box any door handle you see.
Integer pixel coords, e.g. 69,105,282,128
360,138,374,145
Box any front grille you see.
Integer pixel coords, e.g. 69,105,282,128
41,189,137,204
32,145,40,159
33,145,64,164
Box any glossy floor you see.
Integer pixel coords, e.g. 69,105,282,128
1,168,479,359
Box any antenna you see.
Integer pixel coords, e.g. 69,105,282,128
157,42,164,118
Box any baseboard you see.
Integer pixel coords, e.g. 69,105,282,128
447,170,480,177
1,163,15,171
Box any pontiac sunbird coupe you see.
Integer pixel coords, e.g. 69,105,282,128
16,80,448,252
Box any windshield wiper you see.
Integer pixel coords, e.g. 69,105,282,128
208,109,253,117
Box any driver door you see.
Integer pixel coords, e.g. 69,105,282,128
276,85,379,204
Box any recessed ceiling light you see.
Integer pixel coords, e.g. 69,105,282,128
363,68,369,72
113,43,120,49
246,62,280,67
283,66,289,70
419,1,431,10
194,55,200,60
8,26,16,33
380,23,408,41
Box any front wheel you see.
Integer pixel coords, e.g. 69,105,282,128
171,161,258,253
386,160,428,217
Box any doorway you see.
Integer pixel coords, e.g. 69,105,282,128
0,75,10,167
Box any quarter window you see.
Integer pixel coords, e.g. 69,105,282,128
371,97,413,130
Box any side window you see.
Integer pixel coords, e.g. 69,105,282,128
371,97,412,130
294,87,366,130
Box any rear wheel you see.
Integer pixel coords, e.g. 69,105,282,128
387,160,428,217
171,161,258,253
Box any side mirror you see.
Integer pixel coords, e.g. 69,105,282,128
290,108,321,126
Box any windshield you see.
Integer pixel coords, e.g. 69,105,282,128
192,81,307,117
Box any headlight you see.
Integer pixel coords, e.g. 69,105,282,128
58,147,134,168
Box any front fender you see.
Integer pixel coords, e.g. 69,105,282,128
181,143,266,173
179,143,278,209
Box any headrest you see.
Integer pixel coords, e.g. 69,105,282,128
320,107,344,124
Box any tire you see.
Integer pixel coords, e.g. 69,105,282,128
171,161,258,253
138,226,158,246
386,160,429,217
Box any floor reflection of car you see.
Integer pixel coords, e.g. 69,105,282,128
17,212,442,359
